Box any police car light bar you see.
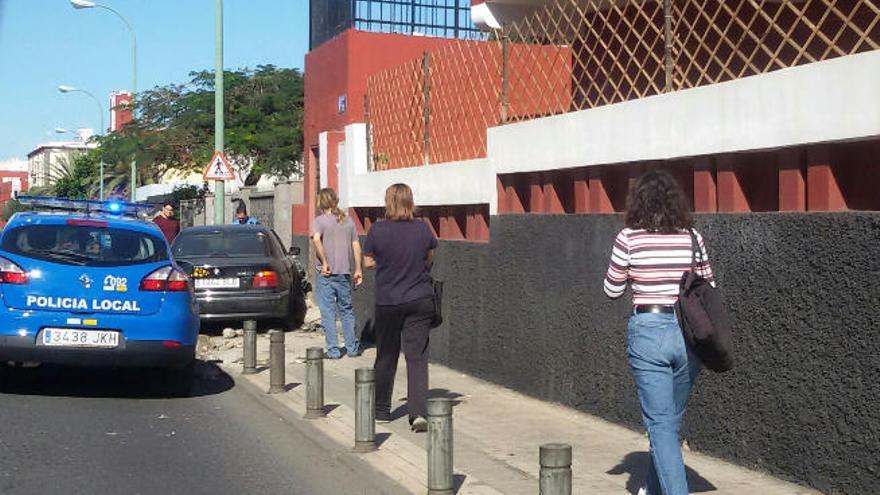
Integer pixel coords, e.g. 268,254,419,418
16,196,156,218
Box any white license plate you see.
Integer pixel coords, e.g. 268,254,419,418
194,277,240,289
41,328,119,348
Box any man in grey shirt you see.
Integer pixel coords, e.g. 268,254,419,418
311,188,363,359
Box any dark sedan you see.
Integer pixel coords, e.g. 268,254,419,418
172,225,307,329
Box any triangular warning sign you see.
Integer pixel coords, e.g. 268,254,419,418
203,151,235,180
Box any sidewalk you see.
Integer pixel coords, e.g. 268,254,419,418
200,328,818,495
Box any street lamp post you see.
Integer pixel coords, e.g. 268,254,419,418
214,0,225,225
70,0,137,201
58,85,105,200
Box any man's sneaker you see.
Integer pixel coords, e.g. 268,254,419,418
410,416,428,432
375,410,392,423
347,346,362,358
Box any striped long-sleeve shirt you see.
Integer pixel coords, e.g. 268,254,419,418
604,228,715,306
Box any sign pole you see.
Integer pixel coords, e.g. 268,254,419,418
213,0,225,225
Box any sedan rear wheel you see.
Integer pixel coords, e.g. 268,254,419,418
283,284,307,331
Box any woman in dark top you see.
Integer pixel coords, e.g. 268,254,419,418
362,183,437,432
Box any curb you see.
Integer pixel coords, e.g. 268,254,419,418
222,361,505,495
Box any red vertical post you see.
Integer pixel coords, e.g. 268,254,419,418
693,160,717,213
573,168,590,213
466,206,490,241
588,167,614,213
496,176,508,214
542,172,565,214
348,208,365,234
716,155,750,212
807,145,846,211
501,175,525,214
778,149,806,211
528,172,544,213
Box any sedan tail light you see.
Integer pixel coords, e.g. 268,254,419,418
252,270,278,289
140,266,189,292
0,256,27,285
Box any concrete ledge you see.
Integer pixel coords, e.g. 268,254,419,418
489,50,880,173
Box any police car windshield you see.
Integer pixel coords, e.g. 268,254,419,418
173,231,270,258
1,225,168,267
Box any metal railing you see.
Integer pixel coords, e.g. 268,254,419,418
365,0,880,170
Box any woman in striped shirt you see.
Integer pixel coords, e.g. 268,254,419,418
604,170,714,495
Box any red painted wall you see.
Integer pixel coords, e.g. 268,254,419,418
0,171,28,195
299,29,463,234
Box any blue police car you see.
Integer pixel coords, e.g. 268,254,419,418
0,197,199,390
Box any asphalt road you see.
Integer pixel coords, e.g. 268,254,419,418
0,360,409,495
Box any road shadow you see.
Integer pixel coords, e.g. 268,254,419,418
390,389,465,419
428,388,464,407
375,432,391,448
453,474,467,493
0,359,234,400
607,451,717,494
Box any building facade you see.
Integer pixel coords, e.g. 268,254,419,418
26,141,95,189
300,2,880,492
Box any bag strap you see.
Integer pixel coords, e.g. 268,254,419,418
688,227,707,276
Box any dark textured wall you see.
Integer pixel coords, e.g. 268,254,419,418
304,213,880,494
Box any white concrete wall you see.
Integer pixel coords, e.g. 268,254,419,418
489,49,880,174
337,51,880,214
318,132,329,189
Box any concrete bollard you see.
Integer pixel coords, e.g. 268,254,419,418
304,346,325,418
539,443,572,495
353,368,376,452
242,319,257,375
427,398,454,495
268,330,286,394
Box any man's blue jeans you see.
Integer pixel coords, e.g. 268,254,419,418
627,312,701,495
315,273,358,358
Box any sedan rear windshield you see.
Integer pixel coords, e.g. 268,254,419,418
1,225,168,266
173,230,271,258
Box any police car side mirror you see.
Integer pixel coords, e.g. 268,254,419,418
288,246,300,256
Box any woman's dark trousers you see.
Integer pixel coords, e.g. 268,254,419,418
373,297,434,421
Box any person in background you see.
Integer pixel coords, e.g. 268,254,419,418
232,201,259,225
603,170,715,495
153,202,180,243
363,183,437,433
311,187,363,359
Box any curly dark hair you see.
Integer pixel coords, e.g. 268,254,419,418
624,170,692,233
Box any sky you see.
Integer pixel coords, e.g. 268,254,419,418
0,0,310,161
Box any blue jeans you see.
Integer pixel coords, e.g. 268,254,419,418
315,273,358,358
627,312,700,495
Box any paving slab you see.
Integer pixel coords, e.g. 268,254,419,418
203,328,819,495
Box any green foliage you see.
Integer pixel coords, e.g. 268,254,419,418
168,183,209,204
1,199,30,222
97,64,304,187
52,153,100,199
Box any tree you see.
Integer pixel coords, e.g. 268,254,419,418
52,153,100,199
98,64,304,187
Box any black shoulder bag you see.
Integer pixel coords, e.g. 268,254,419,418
674,229,734,372
430,279,444,328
